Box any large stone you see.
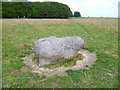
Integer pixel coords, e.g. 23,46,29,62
33,36,86,66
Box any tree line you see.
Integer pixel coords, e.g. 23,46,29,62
2,1,73,18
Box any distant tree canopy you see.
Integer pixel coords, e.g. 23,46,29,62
10,0,29,2
74,11,81,17
2,2,73,18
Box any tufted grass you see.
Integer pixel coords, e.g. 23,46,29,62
2,18,118,88
31,53,84,69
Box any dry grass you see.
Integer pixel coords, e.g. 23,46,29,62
2,19,69,26
72,18,118,32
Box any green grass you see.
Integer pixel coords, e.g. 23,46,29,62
2,18,118,88
43,58,77,69
0,20,2,89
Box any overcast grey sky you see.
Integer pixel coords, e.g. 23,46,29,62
27,0,119,17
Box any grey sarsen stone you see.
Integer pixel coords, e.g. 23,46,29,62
33,36,86,66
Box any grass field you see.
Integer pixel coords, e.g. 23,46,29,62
2,18,118,88
0,19,2,89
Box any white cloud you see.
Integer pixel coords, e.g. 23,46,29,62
82,0,112,7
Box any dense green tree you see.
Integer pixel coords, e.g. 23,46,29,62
74,11,81,17
2,2,73,18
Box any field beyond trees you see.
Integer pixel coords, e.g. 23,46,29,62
2,18,118,88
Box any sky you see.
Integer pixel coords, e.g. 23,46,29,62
27,0,119,17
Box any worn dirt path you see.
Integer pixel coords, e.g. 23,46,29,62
22,49,97,77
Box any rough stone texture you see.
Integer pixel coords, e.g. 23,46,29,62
33,36,86,66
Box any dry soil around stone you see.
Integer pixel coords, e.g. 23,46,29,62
22,49,97,77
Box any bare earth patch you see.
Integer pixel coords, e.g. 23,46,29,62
22,49,96,77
